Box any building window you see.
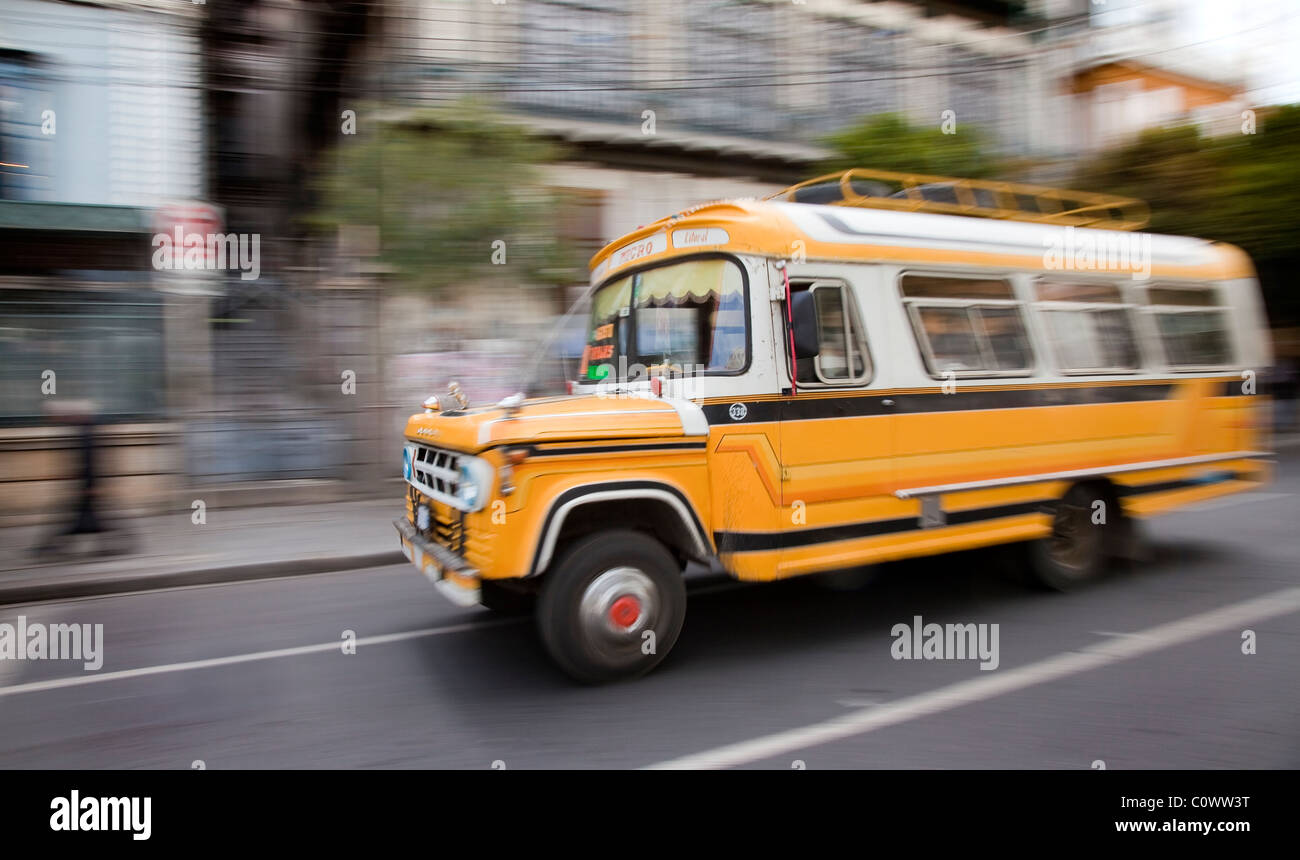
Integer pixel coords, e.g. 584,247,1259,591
0,286,165,425
0,49,52,201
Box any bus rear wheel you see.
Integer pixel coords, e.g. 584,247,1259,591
537,529,686,683
1028,483,1118,590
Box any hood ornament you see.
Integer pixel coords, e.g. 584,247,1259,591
447,381,469,410
496,391,525,417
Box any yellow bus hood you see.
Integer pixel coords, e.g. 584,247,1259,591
403,394,699,452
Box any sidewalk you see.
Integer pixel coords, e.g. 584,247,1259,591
3,439,1297,607
0,499,404,606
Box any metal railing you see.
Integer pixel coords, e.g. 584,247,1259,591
771,168,1150,231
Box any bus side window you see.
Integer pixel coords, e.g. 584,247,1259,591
901,273,1033,377
790,281,871,386
1141,285,1234,369
1033,278,1140,373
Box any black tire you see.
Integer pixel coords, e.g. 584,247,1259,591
537,529,686,683
1027,483,1118,591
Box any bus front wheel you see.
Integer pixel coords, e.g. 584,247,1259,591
537,529,686,683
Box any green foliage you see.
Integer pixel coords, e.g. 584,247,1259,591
1072,114,1299,257
821,113,1001,178
309,100,583,291
1072,106,1300,323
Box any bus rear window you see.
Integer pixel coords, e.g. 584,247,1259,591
1155,311,1231,367
1143,286,1233,368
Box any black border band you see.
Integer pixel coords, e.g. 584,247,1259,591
712,472,1244,554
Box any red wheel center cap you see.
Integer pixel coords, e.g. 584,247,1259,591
609,595,642,628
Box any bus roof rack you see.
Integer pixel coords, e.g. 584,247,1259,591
770,168,1149,231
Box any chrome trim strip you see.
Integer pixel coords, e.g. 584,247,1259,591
894,450,1271,500
533,486,711,575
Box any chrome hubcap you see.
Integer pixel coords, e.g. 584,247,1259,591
580,567,657,641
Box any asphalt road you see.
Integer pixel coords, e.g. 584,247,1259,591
2,457,1298,769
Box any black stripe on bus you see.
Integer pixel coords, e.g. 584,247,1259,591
714,515,918,553
523,440,709,457
713,500,1050,553
711,471,1244,554
701,383,1174,425
944,499,1053,526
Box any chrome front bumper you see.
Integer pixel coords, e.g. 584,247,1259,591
393,516,480,607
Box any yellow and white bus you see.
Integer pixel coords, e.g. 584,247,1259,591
395,169,1272,682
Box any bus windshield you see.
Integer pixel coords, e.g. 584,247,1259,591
578,257,748,383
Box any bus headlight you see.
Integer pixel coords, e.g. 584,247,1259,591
455,456,493,512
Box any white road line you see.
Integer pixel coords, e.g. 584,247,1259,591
645,587,1300,770
0,617,524,698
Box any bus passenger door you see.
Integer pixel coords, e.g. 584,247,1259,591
776,277,896,579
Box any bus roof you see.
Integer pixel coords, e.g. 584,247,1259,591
588,198,1255,285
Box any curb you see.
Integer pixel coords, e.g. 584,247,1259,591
0,550,406,606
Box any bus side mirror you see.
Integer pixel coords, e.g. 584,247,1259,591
791,290,820,359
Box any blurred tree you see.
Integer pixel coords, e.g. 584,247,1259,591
309,102,584,293
1073,106,1300,325
821,113,1002,178
1072,126,1219,237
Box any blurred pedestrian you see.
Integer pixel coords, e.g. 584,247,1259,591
29,400,135,559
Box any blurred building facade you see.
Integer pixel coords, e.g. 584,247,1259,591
389,0,1054,226
382,0,1250,257
1037,0,1247,152
1,0,382,524
0,0,209,523
1068,60,1245,152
